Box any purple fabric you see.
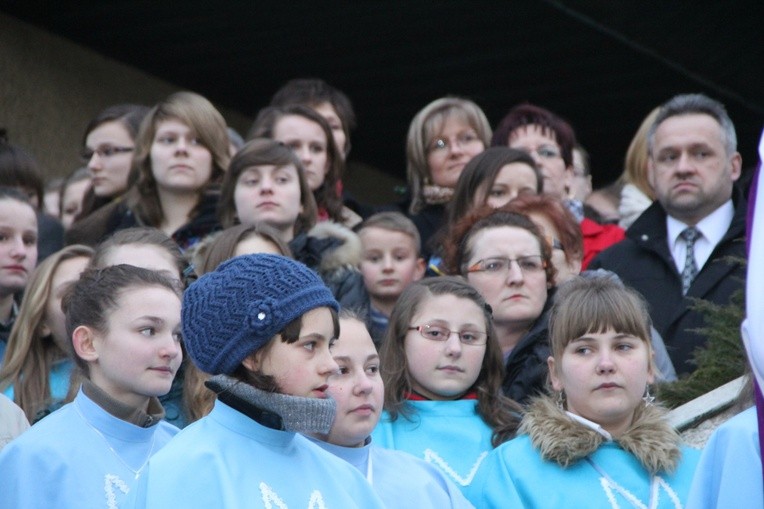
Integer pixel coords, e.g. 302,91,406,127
747,140,763,488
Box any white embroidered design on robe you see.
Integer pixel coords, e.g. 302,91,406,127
423,449,488,486
259,482,327,509
598,475,683,509
104,474,129,509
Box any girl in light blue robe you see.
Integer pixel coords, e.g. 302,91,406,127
371,277,522,494
310,310,474,508
0,264,183,509
126,254,385,509
466,276,701,508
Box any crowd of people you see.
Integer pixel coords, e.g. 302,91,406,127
0,79,759,508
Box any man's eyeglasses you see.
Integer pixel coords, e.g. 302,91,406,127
408,324,487,346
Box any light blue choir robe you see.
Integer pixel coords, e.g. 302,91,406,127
466,434,701,509
126,399,386,509
309,436,475,508
371,399,493,494
686,406,763,509
0,387,178,509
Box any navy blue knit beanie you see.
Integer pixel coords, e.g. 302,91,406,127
182,253,339,375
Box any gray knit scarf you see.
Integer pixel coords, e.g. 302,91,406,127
206,374,336,434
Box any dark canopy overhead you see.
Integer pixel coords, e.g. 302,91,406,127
3,0,762,187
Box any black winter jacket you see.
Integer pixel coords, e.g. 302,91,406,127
588,188,746,374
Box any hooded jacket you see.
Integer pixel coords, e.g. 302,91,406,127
290,221,369,311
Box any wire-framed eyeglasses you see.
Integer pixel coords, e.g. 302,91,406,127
464,255,546,275
408,324,487,346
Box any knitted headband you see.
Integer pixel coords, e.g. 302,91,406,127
182,253,339,375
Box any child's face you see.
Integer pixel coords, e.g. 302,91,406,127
234,165,303,235
86,285,182,410
44,255,91,351
0,198,38,296
250,307,339,398
359,227,424,304
323,318,383,447
548,328,654,437
404,294,486,400
102,244,180,283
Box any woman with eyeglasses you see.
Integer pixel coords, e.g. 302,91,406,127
444,207,556,405
492,103,624,268
372,276,522,496
401,97,491,260
504,194,677,381
66,104,148,245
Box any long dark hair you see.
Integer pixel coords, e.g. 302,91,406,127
380,277,521,446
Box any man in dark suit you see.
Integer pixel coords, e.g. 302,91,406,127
590,93,745,375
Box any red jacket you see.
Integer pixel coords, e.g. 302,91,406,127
580,217,625,269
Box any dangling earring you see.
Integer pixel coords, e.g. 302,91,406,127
556,390,566,411
643,386,655,406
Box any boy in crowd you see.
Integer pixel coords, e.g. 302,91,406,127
356,212,425,344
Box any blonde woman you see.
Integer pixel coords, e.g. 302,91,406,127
0,245,93,422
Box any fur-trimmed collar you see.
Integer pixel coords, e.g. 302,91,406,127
520,396,682,475
306,221,363,272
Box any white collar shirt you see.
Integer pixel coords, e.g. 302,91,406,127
666,199,734,274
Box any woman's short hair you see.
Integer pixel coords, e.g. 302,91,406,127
491,103,577,168
406,97,492,215
443,206,556,286
218,138,318,234
448,147,541,226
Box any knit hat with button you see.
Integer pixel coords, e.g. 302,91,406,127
182,253,339,375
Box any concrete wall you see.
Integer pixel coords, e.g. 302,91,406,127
0,12,403,206
0,12,252,180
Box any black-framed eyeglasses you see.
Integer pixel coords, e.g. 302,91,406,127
465,255,546,275
80,146,134,163
408,324,487,346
